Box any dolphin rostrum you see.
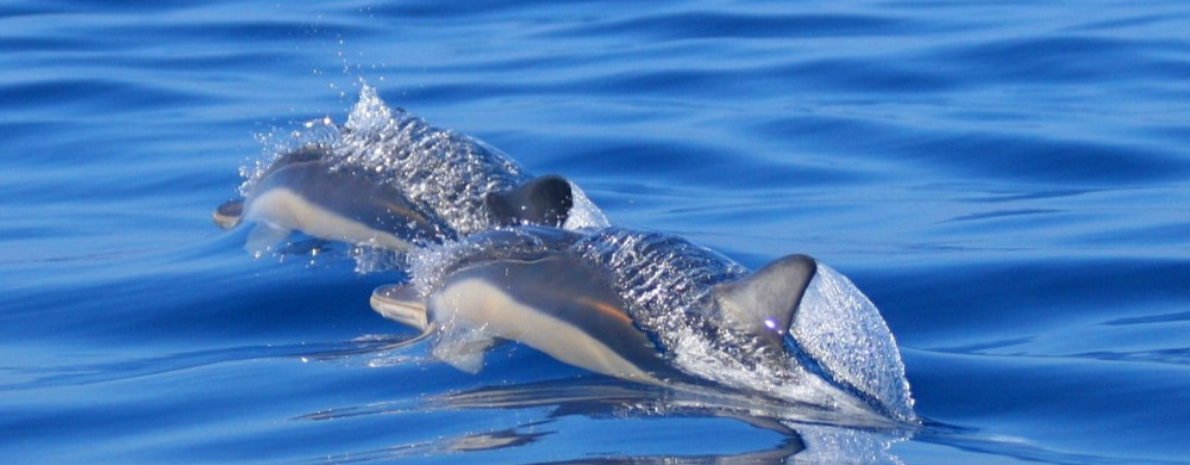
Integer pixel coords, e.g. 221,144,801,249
370,226,916,424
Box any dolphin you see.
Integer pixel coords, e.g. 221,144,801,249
214,144,447,251
371,233,682,385
214,86,604,252
370,226,916,423
214,143,577,252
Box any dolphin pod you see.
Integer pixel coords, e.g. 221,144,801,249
216,86,915,424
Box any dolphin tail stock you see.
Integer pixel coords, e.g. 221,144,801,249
485,174,574,227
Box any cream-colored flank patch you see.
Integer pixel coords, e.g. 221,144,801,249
246,188,411,250
432,279,661,384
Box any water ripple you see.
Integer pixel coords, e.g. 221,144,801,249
4,0,1190,463
547,11,923,40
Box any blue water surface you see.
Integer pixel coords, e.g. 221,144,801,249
3,0,1189,463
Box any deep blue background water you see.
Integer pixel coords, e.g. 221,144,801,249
3,0,1190,463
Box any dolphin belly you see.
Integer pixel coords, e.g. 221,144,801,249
246,187,412,250
431,278,663,384
234,158,455,250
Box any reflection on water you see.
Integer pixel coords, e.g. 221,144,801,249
297,376,912,464
298,428,551,465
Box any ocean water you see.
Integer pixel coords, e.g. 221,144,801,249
3,0,1189,463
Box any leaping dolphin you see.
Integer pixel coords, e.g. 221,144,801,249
371,230,682,385
370,226,916,424
214,144,577,252
214,88,613,252
214,144,447,251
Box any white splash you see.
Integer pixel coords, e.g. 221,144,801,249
562,181,610,230
794,265,916,423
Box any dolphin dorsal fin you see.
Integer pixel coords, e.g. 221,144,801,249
712,254,818,344
485,175,574,227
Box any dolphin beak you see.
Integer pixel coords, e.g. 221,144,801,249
213,199,245,230
370,284,430,331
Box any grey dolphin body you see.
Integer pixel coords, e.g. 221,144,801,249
372,228,679,384
371,226,916,423
213,145,453,251
214,110,579,251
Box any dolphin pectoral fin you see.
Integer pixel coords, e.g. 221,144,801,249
485,175,574,227
244,223,293,254
213,199,245,230
433,328,496,374
712,254,818,345
370,284,429,331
